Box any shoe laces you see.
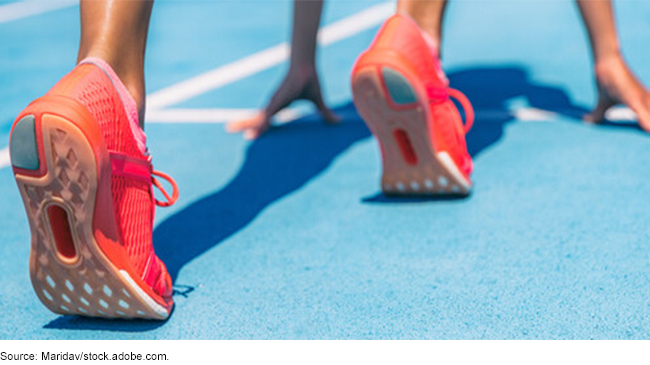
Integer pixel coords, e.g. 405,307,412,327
151,169,179,207
447,88,474,134
426,86,474,134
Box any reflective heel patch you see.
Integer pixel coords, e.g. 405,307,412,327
382,67,417,105
10,115,40,170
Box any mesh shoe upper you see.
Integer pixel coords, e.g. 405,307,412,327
46,63,172,297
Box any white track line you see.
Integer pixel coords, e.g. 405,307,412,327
146,106,637,124
0,0,77,24
512,107,558,121
0,106,639,171
0,147,10,171
145,2,394,111
605,106,637,121
147,108,301,124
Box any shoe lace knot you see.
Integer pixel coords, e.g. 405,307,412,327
425,85,474,134
109,151,179,208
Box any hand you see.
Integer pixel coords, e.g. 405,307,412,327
584,54,650,132
226,65,339,139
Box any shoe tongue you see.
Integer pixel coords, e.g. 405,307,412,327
78,57,147,155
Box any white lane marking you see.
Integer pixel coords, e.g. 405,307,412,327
145,106,638,124
316,1,394,46
0,105,641,171
145,2,394,111
147,108,301,124
605,106,637,122
147,44,289,111
0,0,76,24
0,147,9,170
512,107,558,122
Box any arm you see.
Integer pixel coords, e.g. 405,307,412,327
227,0,337,140
576,0,650,130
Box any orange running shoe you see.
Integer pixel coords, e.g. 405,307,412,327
9,58,178,320
352,14,474,196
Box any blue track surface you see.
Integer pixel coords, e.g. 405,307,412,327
1,0,650,339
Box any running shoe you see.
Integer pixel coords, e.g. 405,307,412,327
352,14,474,196
9,58,178,320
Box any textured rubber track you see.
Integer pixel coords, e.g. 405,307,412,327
11,108,169,320
352,66,471,196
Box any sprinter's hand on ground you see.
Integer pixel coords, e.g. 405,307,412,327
226,65,339,140
584,54,650,132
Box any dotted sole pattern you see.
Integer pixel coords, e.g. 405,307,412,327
14,114,168,320
352,66,471,196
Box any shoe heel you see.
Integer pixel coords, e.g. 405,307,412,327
14,112,100,316
352,64,471,196
353,66,427,192
12,102,170,320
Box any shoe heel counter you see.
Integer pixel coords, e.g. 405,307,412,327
45,64,96,97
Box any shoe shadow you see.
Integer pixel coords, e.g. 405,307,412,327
454,65,590,159
42,102,371,333
42,315,169,333
154,103,372,282
154,66,597,280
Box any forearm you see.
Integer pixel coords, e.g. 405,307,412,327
575,0,621,62
290,0,325,67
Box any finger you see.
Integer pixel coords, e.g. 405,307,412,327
264,80,298,118
226,113,267,133
244,130,258,140
243,123,270,140
630,97,650,132
307,89,340,124
317,102,340,124
584,97,615,124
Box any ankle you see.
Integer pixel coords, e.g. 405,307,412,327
123,82,146,128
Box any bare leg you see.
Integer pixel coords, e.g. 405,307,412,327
577,0,650,131
397,0,447,51
78,0,154,127
227,0,338,140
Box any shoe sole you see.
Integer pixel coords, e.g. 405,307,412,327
352,64,471,196
10,97,171,320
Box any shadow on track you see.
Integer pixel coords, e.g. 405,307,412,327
154,103,371,282
46,65,623,332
